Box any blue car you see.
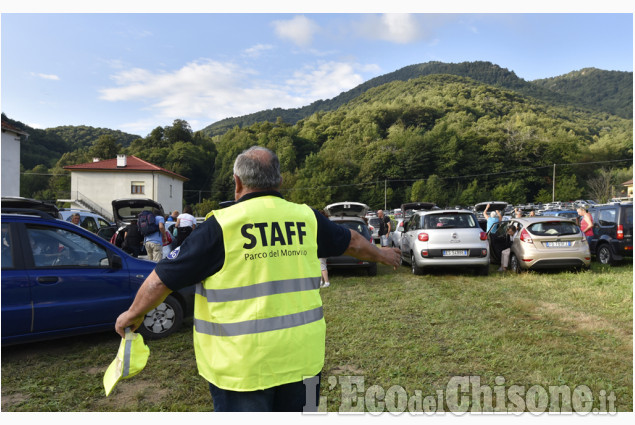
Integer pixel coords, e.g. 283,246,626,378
1,208,194,346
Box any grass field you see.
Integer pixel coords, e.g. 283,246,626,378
1,261,632,412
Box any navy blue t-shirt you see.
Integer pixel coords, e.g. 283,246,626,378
155,191,351,292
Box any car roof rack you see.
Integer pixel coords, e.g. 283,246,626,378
1,208,57,219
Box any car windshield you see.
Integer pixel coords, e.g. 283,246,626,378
422,213,478,229
368,217,381,227
528,221,580,236
338,221,371,238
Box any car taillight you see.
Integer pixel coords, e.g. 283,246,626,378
520,229,533,244
421,250,429,257
418,232,429,242
479,231,487,241
617,224,624,240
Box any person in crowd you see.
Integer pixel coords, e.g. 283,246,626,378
577,206,594,244
115,146,401,412
167,210,179,222
143,209,165,262
498,225,517,272
70,213,81,226
377,209,392,247
483,203,503,233
123,219,142,258
174,205,196,248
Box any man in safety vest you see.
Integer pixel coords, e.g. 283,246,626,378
115,146,401,412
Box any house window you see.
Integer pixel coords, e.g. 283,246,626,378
131,181,145,195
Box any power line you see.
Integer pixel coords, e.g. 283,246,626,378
281,158,633,192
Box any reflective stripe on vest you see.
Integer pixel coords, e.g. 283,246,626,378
194,305,323,337
195,276,320,302
193,196,324,391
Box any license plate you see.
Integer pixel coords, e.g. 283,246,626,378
546,241,572,248
443,250,468,256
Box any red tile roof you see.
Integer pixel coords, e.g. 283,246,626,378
63,155,188,181
1,119,29,136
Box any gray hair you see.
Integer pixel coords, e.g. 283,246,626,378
233,146,282,190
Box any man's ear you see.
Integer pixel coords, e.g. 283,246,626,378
234,174,243,200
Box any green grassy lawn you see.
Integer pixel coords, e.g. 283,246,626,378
1,262,632,412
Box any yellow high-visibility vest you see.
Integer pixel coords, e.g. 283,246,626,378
194,195,324,391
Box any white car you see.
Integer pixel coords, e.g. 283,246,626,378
59,209,113,234
400,209,490,275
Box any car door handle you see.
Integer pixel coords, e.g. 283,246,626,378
37,276,59,284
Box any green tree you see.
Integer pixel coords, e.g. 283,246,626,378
555,174,583,201
89,134,122,159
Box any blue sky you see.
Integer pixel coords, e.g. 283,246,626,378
1,4,633,137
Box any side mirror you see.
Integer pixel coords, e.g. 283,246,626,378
111,254,123,269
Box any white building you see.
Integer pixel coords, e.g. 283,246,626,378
1,119,28,197
62,154,187,221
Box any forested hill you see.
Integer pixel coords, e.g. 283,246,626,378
200,61,633,136
532,68,633,119
46,125,140,151
209,73,632,209
1,114,141,170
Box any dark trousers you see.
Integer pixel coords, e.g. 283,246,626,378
209,374,321,412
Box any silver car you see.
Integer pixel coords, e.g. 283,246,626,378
400,209,490,275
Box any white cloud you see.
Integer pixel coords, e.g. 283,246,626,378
286,61,378,99
272,15,320,48
242,44,274,58
31,72,60,80
355,13,423,44
99,58,379,132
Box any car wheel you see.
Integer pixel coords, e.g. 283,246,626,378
597,244,613,265
510,254,521,274
411,253,423,275
138,294,184,340
367,262,378,276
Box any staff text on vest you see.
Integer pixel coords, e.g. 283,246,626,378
241,221,307,249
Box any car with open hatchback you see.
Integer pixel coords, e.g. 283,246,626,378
324,201,378,276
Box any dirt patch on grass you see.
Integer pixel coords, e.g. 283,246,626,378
533,301,632,341
94,379,170,411
1,392,30,410
329,364,365,375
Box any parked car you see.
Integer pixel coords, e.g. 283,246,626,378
367,216,381,243
391,202,439,249
488,217,591,273
59,208,114,234
324,202,377,276
1,208,193,345
1,196,61,219
473,201,508,231
588,202,633,265
401,202,438,220
540,210,580,220
98,198,166,246
400,209,489,275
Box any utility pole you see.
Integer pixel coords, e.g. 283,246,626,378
552,163,556,202
384,180,387,210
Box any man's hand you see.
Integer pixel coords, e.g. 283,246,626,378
115,310,145,338
380,246,401,270
114,270,172,338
